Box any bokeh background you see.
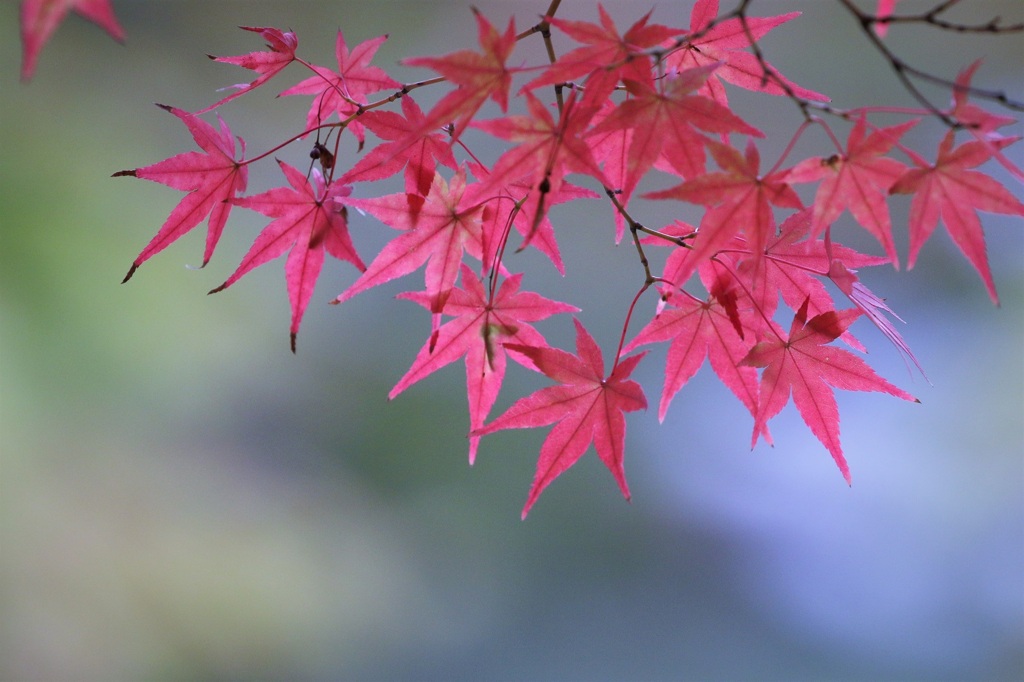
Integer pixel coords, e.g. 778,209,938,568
2,1,1021,679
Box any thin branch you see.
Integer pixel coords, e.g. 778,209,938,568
833,0,1024,125
879,0,1024,34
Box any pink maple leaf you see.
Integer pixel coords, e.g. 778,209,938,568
475,319,648,519
333,167,483,313
525,4,683,108
741,298,917,484
591,65,762,202
470,90,608,250
340,95,458,196
949,61,1018,139
403,8,518,141
197,26,299,113
625,268,761,425
472,90,608,202
891,131,1024,304
279,31,399,139
392,265,577,464
734,208,887,350
666,0,829,107
646,137,801,264
20,0,124,82
465,162,599,275
947,61,1023,183
116,105,247,283
209,160,365,352
786,115,917,265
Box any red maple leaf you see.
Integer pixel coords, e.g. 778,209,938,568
465,162,599,275
789,116,918,262
591,65,762,198
279,31,399,138
470,90,608,248
391,265,577,464
947,61,1022,183
525,4,683,107
403,8,518,140
472,90,608,202
645,210,883,355
741,298,917,484
625,267,761,425
333,167,483,313
117,105,247,283
339,95,458,196
474,319,648,519
732,208,887,350
891,131,1024,304
653,208,921,372
950,63,1014,132
666,0,829,106
197,26,298,113
209,160,365,352
20,0,124,82
646,137,801,263
786,115,917,265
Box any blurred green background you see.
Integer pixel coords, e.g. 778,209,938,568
1,1,1021,679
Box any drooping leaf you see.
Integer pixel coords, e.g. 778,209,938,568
210,160,365,352
116,105,247,283
475,319,648,518
826,253,925,380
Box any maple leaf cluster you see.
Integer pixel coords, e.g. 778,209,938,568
52,0,1019,517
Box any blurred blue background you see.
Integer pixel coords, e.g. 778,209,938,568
1,1,1021,679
